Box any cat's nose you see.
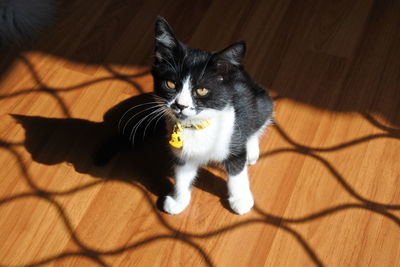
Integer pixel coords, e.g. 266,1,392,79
172,102,188,111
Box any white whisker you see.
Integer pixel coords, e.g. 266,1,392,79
152,109,168,135
118,101,164,132
121,104,164,135
130,108,164,147
142,108,168,141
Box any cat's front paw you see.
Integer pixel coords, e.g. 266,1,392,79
247,148,259,165
163,196,189,215
246,137,260,165
247,158,258,165
228,194,254,215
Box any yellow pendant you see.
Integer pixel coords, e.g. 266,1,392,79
169,122,183,148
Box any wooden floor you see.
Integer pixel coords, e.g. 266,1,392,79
1,0,399,266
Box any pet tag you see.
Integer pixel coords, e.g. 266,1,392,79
169,122,183,148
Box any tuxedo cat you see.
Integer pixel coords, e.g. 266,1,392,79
151,17,273,215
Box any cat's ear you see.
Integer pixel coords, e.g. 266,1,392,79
214,41,246,66
154,17,179,60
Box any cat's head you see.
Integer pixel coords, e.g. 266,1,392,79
151,17,246,123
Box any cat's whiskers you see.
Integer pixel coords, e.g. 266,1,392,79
152,107,170,135
152,94,176,119
130,108,165,146
152,94,169,104
121,104,165,135
142,107,170,141
150,94,176,121
118,101,164,133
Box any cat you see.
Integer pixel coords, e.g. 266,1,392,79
150,17,273,215
0,0,56,46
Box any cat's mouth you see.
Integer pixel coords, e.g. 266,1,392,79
174,112,188,120
170,107,197,121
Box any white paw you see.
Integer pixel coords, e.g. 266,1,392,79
163,196,189,215
228,194,254,215
247,147,259,165
247,137,260,165
247,157,258,165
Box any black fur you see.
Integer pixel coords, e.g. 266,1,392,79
152,17,273,175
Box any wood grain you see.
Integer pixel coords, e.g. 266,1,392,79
0,0,399,266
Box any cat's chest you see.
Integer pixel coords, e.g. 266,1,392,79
171,108,235,164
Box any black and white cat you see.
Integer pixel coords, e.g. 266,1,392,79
151,17,273,215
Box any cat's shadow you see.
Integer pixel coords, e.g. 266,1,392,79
12,93,228,210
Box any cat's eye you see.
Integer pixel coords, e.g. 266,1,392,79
165,80,176,90
196,88,209,97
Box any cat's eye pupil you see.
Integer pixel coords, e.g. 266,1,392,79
166,81,176,89
196,88,209,97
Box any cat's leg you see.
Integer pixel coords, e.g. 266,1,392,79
163,161,198,214
224,153,254,214
246,134,260,165
247,119,271,165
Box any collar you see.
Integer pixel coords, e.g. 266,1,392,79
179,120,212,130
169,120,212,149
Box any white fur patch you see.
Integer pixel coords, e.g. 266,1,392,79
177,76,194,112
227,166,254,214
246,118,272,165
172,106,236,165
165,107,235,214
246,135,260,165
163,162,198,214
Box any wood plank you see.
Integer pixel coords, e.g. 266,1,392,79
307,0,374,58
0,0,399,266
